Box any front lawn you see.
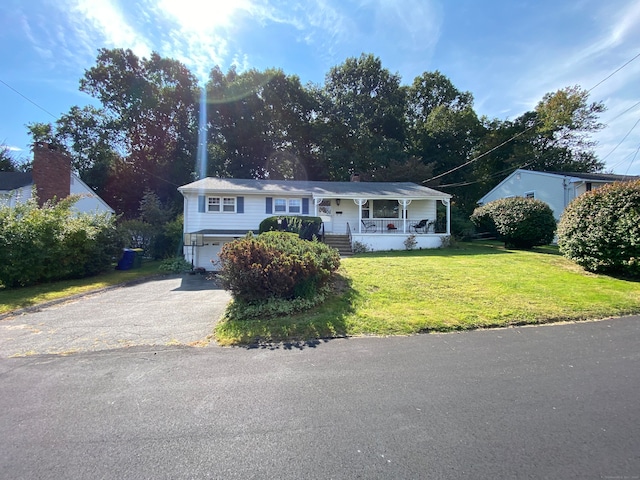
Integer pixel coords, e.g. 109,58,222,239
214,242,640,345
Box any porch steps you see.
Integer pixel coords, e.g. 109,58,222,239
323,234,353,257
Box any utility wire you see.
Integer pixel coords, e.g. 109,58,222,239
0,78,58,119
422,51,640,185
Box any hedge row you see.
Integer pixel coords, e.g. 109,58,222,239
259,216,323,240
0,197,122,288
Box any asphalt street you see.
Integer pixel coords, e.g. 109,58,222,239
1,316,639,479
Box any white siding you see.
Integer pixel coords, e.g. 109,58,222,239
479,171,566,220
70,174,114,214
0,186,32,207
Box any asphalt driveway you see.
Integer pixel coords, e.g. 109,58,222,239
0,274,231,357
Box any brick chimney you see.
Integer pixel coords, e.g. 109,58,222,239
32,143,71,206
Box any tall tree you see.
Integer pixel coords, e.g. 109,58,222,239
80,48,199,216
318,54,407,180
206,66,320,180
406,71,483,188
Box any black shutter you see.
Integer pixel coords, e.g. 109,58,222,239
266,197,272,214
237,196,244,213
198,195,205,212
302,198,309,215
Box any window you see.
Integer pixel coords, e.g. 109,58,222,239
288,199,301,213
372,199,399,218
362,200,370,219
586,182,592,192
207,197,235,213
208,197,220,212
274,198,287,213
318,199,331,215
273,198,302,214
223,197,235,212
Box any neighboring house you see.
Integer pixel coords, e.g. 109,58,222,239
178,177,452,269
477,169,639,220
0,143,114,215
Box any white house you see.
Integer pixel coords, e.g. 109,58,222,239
0,144,114,215
178,177,452,269
477,169,639,220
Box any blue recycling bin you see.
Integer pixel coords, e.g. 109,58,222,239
116,248,136,270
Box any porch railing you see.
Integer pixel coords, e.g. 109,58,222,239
358,218,438,234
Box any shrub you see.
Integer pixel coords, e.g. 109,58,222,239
471,197,556,249
557,180,640,277
404,234,417,250
0,196,122,288
158,257,192,273
218,231,340,302
352,241,370,254
259,216,323,240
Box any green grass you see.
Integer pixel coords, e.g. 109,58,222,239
215,241,640,345
0,260,163,315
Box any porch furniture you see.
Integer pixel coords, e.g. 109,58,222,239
361,219,377,232
411,219,429,233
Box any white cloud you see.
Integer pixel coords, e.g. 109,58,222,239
68,0,152,58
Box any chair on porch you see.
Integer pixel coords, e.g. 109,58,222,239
410,219,428,233
361,219,377,232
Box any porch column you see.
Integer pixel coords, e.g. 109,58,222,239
353,199,367,233
397,199,412,233
313,197,323,216
441,198,451,235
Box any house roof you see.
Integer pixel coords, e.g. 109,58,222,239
0,172,33,191
178,178,451,199
478,168,640,205
545,171,640,182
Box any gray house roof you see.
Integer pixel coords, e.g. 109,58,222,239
0,172,33,191
546,171,640,182
179,178,450,199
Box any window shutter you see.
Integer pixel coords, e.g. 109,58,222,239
237,196,244,213
266,197,272,214
198,195,205,213
302,198,309,215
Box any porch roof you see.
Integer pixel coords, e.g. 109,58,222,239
179,178,450,200
190,229,253,236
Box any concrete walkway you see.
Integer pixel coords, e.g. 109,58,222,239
0,274,231,357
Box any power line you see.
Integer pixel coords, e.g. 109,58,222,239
0,78,58,119
587,52,640,93
422,51,640,185
599,116,640,162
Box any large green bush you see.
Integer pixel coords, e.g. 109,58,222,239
0,196,123,288
471,197,556,249
558,180,640,277
218,231,340,302
259,216,323,240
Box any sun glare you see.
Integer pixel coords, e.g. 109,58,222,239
157,0,252,31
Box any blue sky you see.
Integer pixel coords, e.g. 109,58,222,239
1,0,639,176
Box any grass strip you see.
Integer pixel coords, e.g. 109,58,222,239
0,260,163,315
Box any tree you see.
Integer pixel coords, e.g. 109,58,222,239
405,71,483,210
206,66,321,180
80,48,199,216
317,54,407,180
0,145,17,172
